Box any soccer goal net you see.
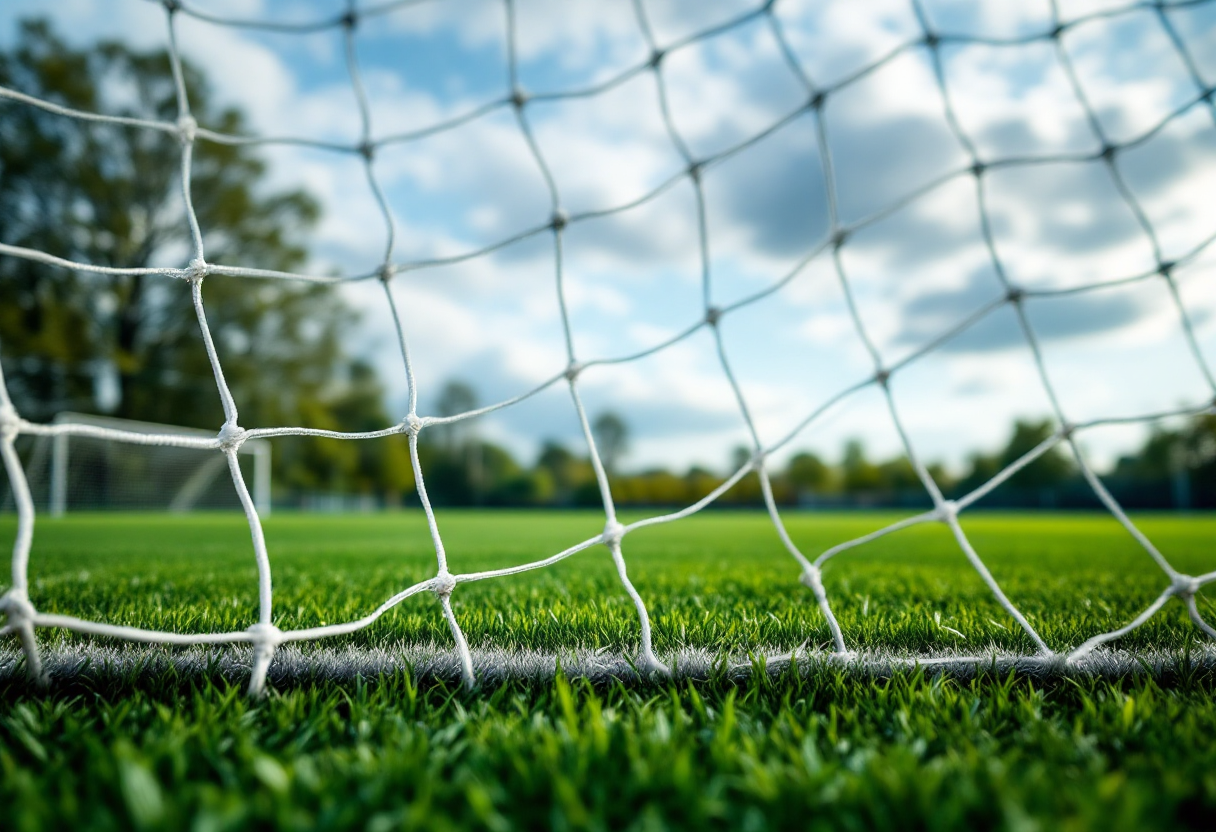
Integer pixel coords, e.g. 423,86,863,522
1,0,1215,694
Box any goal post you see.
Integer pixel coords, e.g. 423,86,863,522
42,412,271,518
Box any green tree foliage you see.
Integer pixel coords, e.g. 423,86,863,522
283,361,413,500
0,20,404,497
536,441,592,505
416,380,564,507
840,439,882,493
1114,416,1215,480
876,456,921,492
1113,414,1216,507
956,419,1073,497
999,419,1073,488
786,451,832,494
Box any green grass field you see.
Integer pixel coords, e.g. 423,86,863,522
2,510,1216,830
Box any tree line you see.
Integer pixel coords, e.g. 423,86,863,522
378,390,1216,511
2,20,1212,512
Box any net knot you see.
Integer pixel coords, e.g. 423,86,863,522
1058,422,1076,441
177,115,197,144
831,229,849,249
185,258,208,282
551,209,568,231
705,306,722,327
923,31,941,50
246,623,283,653
1006,285,1025,305
1157,261,1175,278
405,414,424,436
431,570,457,598
970,160,986,178
1049,22,1067,40
358,141,375,161
339,10,359,29
161,0,181,14
0,589,36,628
688,161,704,181
649,49,666,69
379,263,396,283
808,91,826,111
565,361,583,382
1171,574,1199,597
511,87,530,109
936,499,959,522
1099,143,1117,162
0,403,20,439
602,519,625,548
799,566,824,593
873,367,890,387
217,421,247,452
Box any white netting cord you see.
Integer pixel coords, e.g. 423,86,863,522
335,0,483,691
0,0,1213,692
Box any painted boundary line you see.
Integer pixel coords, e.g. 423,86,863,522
4,643,1215,688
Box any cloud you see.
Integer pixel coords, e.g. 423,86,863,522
895,267,1151,352
699,113,828,259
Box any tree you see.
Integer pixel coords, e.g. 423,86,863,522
0,20,393,495
954,418,1073,501
999,419,1073,489
433,380,478,451
955,451,1001,497
316,360,413,499
1113,414,1216,508
841,439,882,493
723,444,763,504
591,411,629,473
786,451,832,494
684,465,720,503
536,440,594,504
876,457,920,493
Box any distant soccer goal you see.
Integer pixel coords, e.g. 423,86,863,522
8,412,271,517
1,0,1215,695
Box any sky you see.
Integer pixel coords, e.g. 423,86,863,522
2,0,1215,477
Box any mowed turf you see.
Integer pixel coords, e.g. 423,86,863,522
2,510,1216,830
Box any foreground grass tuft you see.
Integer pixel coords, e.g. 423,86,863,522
4,669,1216,831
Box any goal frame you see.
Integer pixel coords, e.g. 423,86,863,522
45,412,272,518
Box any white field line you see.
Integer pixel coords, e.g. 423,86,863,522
3,643,1214,686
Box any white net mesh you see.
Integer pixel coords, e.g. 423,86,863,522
1,0,1215,695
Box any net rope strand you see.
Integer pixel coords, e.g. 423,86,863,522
0,0,1213,693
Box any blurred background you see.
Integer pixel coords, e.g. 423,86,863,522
1,0,1214,512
